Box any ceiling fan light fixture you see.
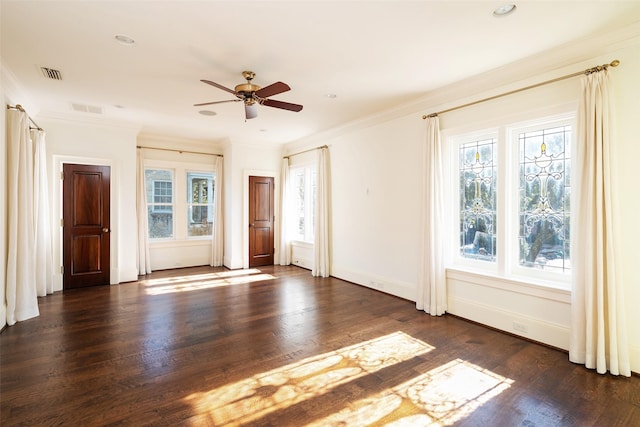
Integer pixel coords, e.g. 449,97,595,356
493,4,516,17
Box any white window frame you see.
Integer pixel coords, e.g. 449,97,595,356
290,164,316,243
151,179,173,213
186,171,215,238
448,112,575,290
146,169,175,241
145,159,216,242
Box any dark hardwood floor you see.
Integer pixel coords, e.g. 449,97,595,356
1,265,638,426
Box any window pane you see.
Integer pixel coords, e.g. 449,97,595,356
293,169,306,239
145,169,174,239
148,206,173,239
309,169,317,242
519,126,571,272
187,206,213,237
459,138,497,262
187,172,214,237
145,169,173,204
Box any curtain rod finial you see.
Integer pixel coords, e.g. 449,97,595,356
610,59,620,67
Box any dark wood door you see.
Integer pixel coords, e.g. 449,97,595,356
63,164,111,289
248,176,274,267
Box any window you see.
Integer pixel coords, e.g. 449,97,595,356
518,125,571,273
146,169,174,239
452,114,573,284
291,166,317,242
187,172,214,237
459,137,497,262
145,164,217,241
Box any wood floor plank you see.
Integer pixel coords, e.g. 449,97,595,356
1,265,639,426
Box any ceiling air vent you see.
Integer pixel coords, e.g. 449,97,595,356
40,67,62,80
71,103,103,114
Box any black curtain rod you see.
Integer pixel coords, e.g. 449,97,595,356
6,104,43,131
422,59,620,119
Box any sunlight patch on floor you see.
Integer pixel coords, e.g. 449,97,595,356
183,331,434,425
306,358,513,426
143,269,264,286
144,270,275,295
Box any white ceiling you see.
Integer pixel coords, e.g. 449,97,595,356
2,1,639,146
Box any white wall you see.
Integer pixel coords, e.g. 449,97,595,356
40,117,139,287
137,135,223,271
223,142,281,269
286,32,640,372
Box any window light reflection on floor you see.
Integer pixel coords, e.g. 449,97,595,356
143,269,275,295
307,358,514,426
183,331,435,425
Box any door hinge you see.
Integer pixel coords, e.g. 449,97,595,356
60,171,64,180
60,266,63,274
60,219,64,227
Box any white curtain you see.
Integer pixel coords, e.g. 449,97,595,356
210,156,224,267
312,147,330,277
569,69,630,376
32,129,53,296
5,109,39,325
417,116,447,316
278,157,292,265
136,148,152,275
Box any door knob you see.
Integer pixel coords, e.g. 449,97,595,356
102,228,109,233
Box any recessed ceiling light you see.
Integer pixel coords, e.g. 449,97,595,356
259,129,268,132
114,104,125,109
324,93,337,99
114,34,136,46
198,110,217,116
493,4,516,17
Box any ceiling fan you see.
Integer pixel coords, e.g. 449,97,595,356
194,71,303,120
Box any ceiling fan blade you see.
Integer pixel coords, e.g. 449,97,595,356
262,99,303,112
254,81,290,99
201,79,237,95
245,103,258,120
193,99,240,107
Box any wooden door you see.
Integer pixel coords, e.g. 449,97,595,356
63,164,111,289
248,176,274,267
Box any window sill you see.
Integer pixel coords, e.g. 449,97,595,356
446,267,571,303
150,239,211,249
291,240,314,248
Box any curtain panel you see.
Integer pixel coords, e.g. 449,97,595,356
312,147,330,277
417,116,447,316
136,148,152,275
569,69,630,376
32,129,54,296
5,109,39,324
278,157,292,265
210,156,224,267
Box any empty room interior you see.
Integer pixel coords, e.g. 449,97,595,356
2,1,640,425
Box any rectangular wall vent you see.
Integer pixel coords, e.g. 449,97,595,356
71,103,104,114
40,67,62,80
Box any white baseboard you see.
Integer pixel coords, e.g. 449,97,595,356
448,294,570,350
330,266,416,301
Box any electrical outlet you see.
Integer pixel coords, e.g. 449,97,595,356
513,321,528,333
